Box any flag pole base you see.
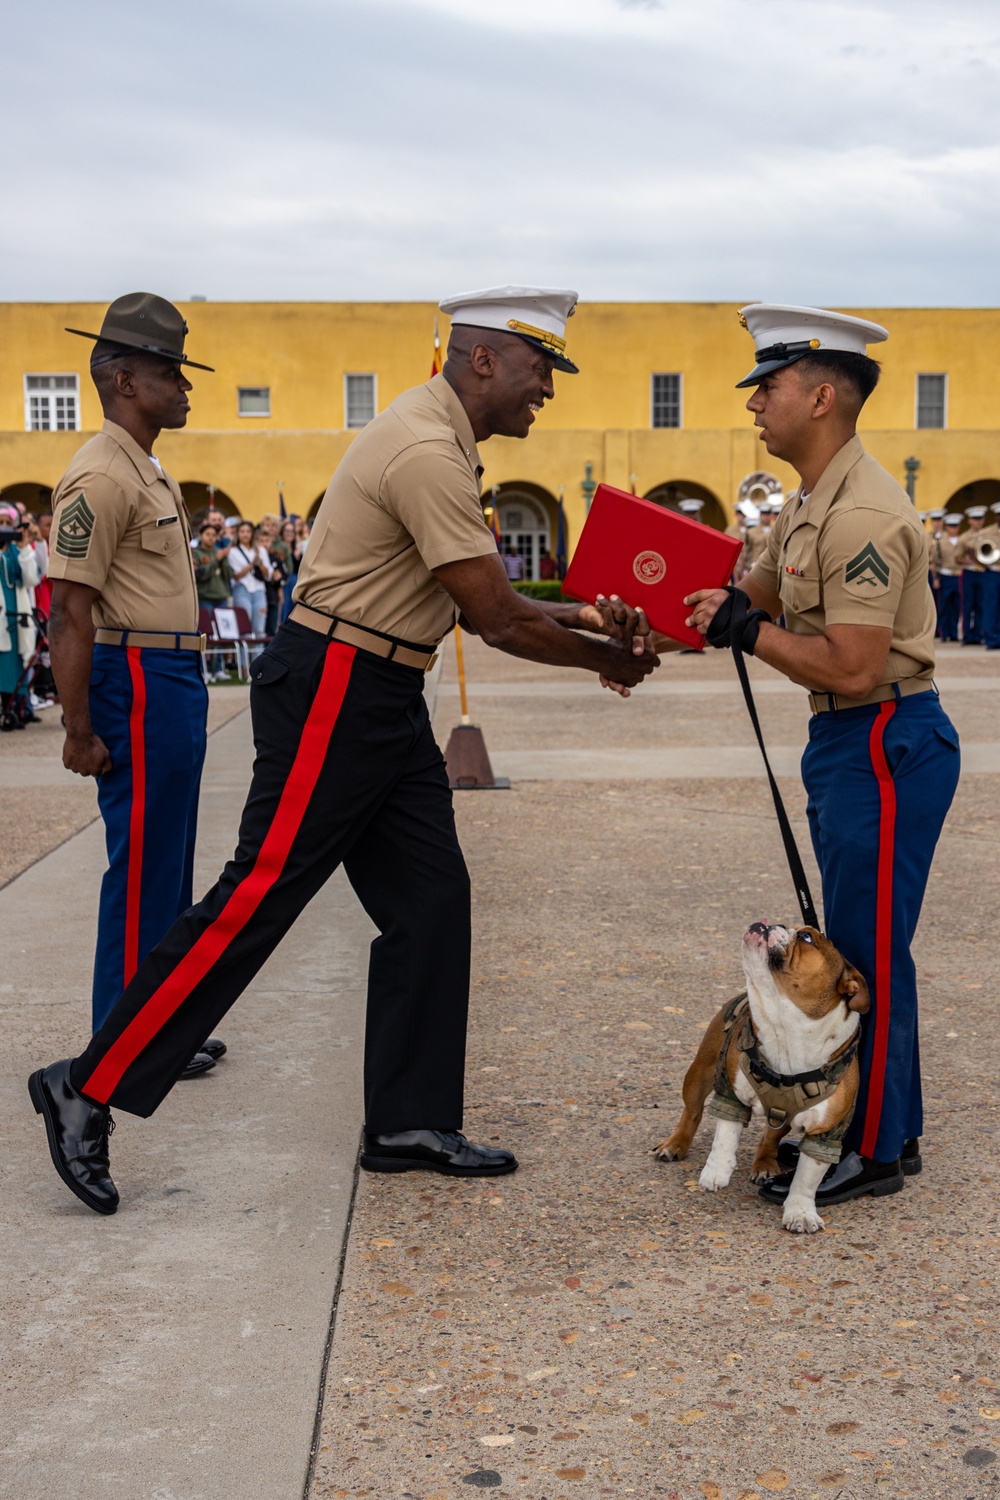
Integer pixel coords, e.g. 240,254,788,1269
444,723,510,790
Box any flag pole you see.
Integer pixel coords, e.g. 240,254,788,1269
454,623,470,724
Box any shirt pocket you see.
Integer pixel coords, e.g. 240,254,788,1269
138,524,188,596
780,573,821,616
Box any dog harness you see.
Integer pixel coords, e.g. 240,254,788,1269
706,992,860,1165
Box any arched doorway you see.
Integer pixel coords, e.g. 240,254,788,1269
179,481,240,520
487,482,557,580
0,481,53,515
643,480,726,531
946,479,1000,521
307,490,327,521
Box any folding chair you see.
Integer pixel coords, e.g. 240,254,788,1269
200,605,247,681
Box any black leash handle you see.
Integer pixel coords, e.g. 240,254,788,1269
729,591,822,931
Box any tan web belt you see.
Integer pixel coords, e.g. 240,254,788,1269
95,628,207,653
289,604,439,672
808,677,935,715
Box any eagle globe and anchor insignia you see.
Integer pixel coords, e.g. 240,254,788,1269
633,549,667,585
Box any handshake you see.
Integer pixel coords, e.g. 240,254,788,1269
576,592,660,697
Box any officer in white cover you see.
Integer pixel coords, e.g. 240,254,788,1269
29,285,660,1215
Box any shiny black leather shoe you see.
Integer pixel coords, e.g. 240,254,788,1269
28,1059,119,1215
360,1129,518,1177
777,1135,922,1176
759,1150,904,1206
199,1037,227,1061
179,1051,216,1080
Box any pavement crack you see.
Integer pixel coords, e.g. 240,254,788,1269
301,1124,362,1500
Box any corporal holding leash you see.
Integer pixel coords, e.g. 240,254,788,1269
684,304,960,1213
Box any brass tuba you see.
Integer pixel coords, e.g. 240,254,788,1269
976,537,1000,567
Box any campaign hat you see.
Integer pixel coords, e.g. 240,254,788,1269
66,293,214,371
439,285,579,373
736,303,888,388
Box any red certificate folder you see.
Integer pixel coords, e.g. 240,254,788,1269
562,484,743,650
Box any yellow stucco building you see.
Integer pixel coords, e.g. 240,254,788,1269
3,299,999,578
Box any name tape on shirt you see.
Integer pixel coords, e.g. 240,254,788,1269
55,492,96,560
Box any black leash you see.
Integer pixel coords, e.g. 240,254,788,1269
728,591,822,931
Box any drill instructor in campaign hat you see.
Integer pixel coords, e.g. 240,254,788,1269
48,293,225,1080
29,285,660,1215
684,304,960,1220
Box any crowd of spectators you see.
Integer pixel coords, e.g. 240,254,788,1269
191,508,310,680
0,495,313,724
0,499,54,730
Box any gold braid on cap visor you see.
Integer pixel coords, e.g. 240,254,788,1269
506,319,567,357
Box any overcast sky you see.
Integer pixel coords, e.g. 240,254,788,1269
4,0,1000,305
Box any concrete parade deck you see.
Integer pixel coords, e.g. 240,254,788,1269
1,639,998,1500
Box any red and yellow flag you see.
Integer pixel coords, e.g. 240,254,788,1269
430,317,442,377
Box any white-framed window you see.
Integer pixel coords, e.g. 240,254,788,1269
237,386,271,417
345,372,377,428
916,372,947,429
651,372,682,429
24,373,80,432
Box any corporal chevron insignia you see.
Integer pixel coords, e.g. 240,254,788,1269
844,539,891,596
55,492,96,560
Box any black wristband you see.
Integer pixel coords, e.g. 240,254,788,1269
705,587,739,649
742,609,770,656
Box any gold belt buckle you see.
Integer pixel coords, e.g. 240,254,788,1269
423,652,439,674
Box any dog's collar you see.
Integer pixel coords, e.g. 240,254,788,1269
743,1019,860,1091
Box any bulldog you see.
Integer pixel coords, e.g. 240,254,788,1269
655,922,869,1234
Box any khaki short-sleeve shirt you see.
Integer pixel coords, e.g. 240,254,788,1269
954,525,1000,571
750,435,936,688
938,534,962,574
48,421,198,633
296,375,497,645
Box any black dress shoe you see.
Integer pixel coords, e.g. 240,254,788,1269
199,1037,227,1061
777,1135,922,1176
179,1051,216,1080
360,1129,518,1177
28,1059,119,1215
759,1150,904,1206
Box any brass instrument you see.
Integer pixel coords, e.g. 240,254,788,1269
976,537,1000,567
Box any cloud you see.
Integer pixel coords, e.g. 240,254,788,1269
2,0,999,303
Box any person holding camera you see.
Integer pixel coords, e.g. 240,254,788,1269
229,519,272,659
0,508,43,729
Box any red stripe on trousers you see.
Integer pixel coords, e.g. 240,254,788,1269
861,700,897,1159
83,642,356,1103
124,648,148,987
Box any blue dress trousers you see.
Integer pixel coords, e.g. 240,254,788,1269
88,644,208,1030
802,688,960,1163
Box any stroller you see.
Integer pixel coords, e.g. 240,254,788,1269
1,605,52,732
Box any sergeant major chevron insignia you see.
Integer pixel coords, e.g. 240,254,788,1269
843,539,890,597
55,492,96,560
